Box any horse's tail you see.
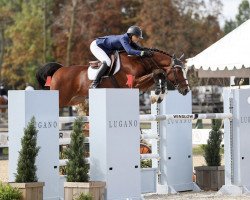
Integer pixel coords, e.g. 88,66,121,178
36,62,63,89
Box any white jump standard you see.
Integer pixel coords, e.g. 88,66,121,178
89,89,141,200
8,91,60,200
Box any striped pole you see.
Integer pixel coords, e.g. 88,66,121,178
59,113,232,124
140,113,232,121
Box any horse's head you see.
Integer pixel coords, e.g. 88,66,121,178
166,54,190,95
144,50,189,103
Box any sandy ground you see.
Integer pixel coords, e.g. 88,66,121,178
2,156,250,199
0,159,8,182
144,192,250,199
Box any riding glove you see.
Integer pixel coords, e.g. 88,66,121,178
140,50,153,57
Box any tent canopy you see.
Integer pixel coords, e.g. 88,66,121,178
186,20,250,72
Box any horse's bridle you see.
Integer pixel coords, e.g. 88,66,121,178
139,55,189,89
170,57,189,89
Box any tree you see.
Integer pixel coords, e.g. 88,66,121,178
52,0,126,65
65,117,89,182
236,0,250,26
224,19,237,35
15,117,40,182
223,0,250,34
42,0,54,63
202,119,223,166
2,0,44,88
0,1,15,82
138,0,222,58
66,0,78,66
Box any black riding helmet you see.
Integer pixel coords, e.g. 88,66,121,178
127,26,143,39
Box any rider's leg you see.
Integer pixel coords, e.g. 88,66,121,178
90,40,111,88
90,62,109,88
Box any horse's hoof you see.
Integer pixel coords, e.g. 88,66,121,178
157,98,163,104
155,89,161,95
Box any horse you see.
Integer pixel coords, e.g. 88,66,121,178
0,96,7,113
36,49,189,107
0,96,8,122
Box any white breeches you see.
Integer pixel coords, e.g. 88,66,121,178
90,40,111,66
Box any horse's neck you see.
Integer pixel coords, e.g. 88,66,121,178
119,54,149,77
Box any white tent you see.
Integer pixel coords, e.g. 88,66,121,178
186,19,250,73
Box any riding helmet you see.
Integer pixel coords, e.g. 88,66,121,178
127,26,143,39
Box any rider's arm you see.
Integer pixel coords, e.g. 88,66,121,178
120,36,142,56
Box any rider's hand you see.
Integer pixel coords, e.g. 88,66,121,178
140,50,153,57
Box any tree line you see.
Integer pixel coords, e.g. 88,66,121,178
0,0,249,89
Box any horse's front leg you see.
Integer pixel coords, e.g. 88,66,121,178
153,76,167,104
150,69,167,104
155,80,167,104
158,79,168,103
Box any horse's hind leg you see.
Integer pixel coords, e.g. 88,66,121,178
69,97,89,116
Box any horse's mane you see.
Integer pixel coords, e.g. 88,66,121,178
119,48,172,58
148,48,172,58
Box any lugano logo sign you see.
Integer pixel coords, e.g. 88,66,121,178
37,121,58,129
108,119,138,128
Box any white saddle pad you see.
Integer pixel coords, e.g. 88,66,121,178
87,52,121,80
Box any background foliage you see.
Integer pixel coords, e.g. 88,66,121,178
0,0,249,89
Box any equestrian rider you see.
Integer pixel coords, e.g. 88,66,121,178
0,84,7,102
89,25,153,88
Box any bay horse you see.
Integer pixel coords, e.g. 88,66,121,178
36,49,189,107
0,96,8,122
0,96,7,113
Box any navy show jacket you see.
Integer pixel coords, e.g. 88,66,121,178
96,33,142,56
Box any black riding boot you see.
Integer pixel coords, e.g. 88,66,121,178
90,62,109,89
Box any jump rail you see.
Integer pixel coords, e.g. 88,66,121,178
59,113,232,124
140,113,233,121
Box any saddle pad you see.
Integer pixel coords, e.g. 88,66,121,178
87,52,121,80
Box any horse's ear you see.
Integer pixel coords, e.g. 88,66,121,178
179,53,185,60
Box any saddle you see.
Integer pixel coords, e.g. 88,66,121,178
89,53,118,76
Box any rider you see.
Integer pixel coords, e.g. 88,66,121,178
89,25,153,88
0,84,8,102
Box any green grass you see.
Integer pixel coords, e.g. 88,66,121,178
192,145,224,156
193,145,204,155
3,148,8,155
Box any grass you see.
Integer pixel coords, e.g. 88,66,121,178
3,148,8,155
192,145,224,156
193,145,204,155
